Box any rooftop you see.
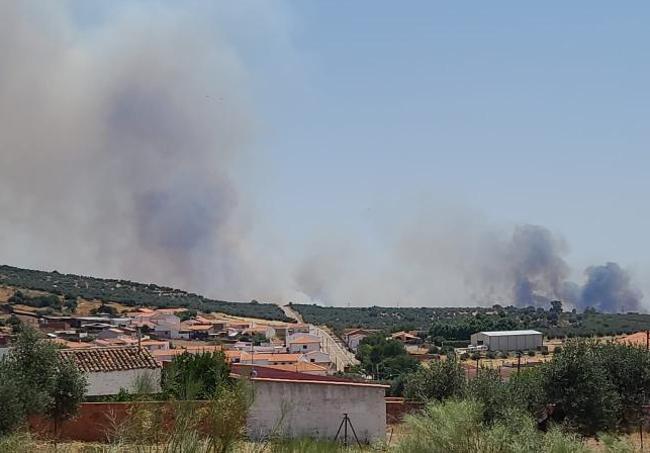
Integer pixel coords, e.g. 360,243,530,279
59,346,161,373
231,365,388,388
289,335,321,344
477,330,542,337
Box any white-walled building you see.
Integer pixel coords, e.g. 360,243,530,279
470,330,543,352
59,346,162,396
232,366,387,442
151,312,181,339
287,333,321,354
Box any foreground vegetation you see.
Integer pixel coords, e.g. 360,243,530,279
1,329,649,452
0,264,290,321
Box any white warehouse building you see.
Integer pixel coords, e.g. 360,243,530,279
470,330,543,352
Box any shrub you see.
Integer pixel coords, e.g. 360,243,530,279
0,364,24,436
162,351,230,400
404,356,465,402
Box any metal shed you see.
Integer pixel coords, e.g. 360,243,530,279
470,330,543,352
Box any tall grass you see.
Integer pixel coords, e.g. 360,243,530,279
393,399,633,453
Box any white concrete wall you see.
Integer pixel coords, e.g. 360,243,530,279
85,368,162,396
247,380,386,443
471,333,543,351
288,342,320,354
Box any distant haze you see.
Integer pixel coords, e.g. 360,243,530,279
0,2,643,312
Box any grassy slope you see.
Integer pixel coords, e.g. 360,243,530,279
0,265,290,322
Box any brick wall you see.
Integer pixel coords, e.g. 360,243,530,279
30,402,175,442
385,397,424,424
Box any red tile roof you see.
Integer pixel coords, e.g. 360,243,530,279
59,346,161,372
230,365,388,388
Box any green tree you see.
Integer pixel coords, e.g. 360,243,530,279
7,327,60,415
356,334,418,380
48,358,87,435
543,340,621,434
507,367,547,417
464,367,510,424
0,363,24,436
404,356,465,402
162,351,230,400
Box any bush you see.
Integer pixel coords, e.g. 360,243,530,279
0,364,24,435
0,327,86,437
162,351,230,400
404,356,465,402
527,350,536,357
394,399,588,453
543,340,621,434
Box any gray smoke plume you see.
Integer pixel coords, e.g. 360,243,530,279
507,225,570,307
578,262,642,312
0,3,643,312
293,216,643,312
0,2,283,300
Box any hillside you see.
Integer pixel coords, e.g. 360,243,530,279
0,265,291,322
291,303,650,339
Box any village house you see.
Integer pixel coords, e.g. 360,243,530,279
344,328,379,351
59,346,162,396
299,351,332,370
390,331,422,345
287,333,321,354
150,311,182,339
238,352,302,366
231,366,387,442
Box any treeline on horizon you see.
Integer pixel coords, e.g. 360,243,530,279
292,302,650,339
0,265,291,322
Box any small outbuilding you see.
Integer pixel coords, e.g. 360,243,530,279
470,330,543,352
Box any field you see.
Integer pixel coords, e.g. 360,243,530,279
0,265,291,322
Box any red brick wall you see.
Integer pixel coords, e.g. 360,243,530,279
30,402,173,442
31,399,423,442
385,398,424,424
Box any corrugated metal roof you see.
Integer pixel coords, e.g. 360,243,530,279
477,330,542,337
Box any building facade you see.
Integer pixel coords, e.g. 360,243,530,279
470,330,543,352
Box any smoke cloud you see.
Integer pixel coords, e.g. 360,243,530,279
0,2,643,312
0,1,277,299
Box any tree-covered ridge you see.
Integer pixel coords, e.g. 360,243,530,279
292,302,650,339
0,265,290,322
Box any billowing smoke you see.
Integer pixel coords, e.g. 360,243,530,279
0,1,283,300
578,263,642,312
293,218,643,312
0,3,643,312
508,225,570,307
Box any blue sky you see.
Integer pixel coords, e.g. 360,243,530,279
240,2,650,277
4,1,648,306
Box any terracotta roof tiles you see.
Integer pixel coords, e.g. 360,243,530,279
59,346,161,373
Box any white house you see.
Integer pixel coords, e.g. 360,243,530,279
287,333,321,354
232,365,387,442
59,346,162,396
151,312,181,339
344,329,379,351
299,351,332,370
